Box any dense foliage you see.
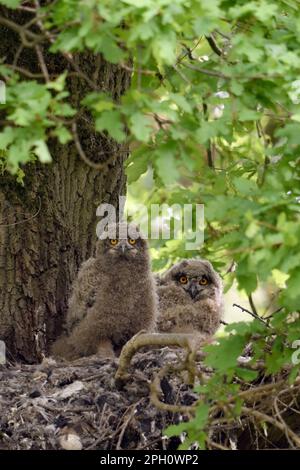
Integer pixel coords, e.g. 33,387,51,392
1,0,300,449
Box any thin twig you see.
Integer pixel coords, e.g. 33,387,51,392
0,16,43,47
183,62,280,81
248,294,258,317
116,404,137,450
172,64,191,84
120,63,156,76
0,197,41,227
72,122,124,170
241,406,300,448
183,62,229,79
232,303,268,326
5,64,48,78
35,45,49,82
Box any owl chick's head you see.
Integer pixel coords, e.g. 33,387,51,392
162,259,222,301
96,222,148,263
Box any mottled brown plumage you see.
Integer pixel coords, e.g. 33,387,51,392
52,222,157,360
156,259,223,336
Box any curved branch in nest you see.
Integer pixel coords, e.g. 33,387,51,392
115,332,206,388
150,361,198,414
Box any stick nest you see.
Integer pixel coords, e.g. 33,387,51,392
0,334,299,450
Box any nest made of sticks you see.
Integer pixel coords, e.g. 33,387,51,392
1,334,299,450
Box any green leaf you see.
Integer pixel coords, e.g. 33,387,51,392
129,113,152,142
126,148,149,183
204,334,247,372
53,126,72,144
95,110,126,142
33,140,52,163
235,367,258,381
99,36,125,64
194,403,210,429
0,127,14,150
0,0,21,8
155,151,179,186
152,32,177,65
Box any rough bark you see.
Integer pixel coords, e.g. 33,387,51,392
0,7,131,362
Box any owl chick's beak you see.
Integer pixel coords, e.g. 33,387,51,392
188,283,199,300
118,243,130,257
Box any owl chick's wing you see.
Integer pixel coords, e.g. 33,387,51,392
66,257,99,332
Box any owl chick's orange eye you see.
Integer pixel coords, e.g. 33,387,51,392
199,277,208,285
179,275,188,284
110,239,118,246
128,239,136,245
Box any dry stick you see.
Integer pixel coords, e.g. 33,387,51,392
116,404,138,450
273,393,296,449
276,392,300,417
241,406,300,448
86,403,109,450
207,438,230,450
273,386,300,448
138,436,166,450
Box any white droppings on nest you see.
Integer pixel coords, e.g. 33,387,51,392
52,380,85,399
59,430,83,450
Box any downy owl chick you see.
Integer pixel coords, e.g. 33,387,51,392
156,259,223,336
52,222,157,360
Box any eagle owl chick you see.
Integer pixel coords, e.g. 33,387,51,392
156,259,223,336
52,222,157,360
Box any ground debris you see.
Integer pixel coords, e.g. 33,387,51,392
0,348,193,450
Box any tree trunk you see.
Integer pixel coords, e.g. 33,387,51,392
0,7,131,362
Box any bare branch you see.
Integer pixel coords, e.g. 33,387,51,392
0,16,43,47
35,45,49,82
241,406,300,448
205,35,223,57
72,122,114,170
233,303,268,326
